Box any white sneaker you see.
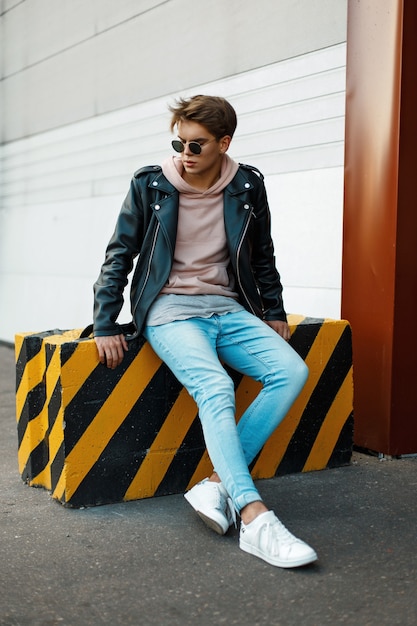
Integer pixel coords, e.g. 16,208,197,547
184,479,236,535
239,510,317,568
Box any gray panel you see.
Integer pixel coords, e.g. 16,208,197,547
0,0,348,142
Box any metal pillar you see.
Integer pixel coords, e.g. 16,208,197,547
342,0,417,454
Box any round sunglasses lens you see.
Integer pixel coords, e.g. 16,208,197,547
171,140,202,155
188,142,202,155
171,140,184,153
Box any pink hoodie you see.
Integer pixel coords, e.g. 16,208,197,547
160,154,239,297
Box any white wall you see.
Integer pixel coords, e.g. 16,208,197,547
0,1,348,343
1,0,348,141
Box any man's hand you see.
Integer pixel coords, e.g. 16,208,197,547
265,320,291,342
94,334,129,369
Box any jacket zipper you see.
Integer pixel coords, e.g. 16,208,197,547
132,221,160,320
236,209,257,316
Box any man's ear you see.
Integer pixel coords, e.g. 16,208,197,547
220,135,232,153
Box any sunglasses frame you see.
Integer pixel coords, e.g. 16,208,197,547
171,139,203,155
171,138,218,155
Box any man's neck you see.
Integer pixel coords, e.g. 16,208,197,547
182,169,221,191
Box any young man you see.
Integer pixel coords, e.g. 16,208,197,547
93,95,317,568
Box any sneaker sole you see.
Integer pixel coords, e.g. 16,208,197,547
196,511,227,535
184,491,228,535
239,539,318,568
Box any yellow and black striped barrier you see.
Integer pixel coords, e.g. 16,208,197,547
15,315,353,507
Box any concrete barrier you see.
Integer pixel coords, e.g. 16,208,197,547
15,315,353,507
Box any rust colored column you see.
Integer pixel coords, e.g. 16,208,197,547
342,0,417,454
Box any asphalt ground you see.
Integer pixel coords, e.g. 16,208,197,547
1,342,416,626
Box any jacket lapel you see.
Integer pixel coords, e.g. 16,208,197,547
223,166,255,253
148,172,179,256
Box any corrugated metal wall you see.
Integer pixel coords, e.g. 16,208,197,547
0,1,348,342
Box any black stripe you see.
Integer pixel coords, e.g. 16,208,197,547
17,344,57,477
17,381,47,445
69,450,149,507
327,411,354,468
61,340,81,366
50,440,65,495
45,342,56,368
62,336,147,455
154,365,245,496
66,363,184,506
21,440,49,484
15,330,71,391
15,335,44,392
156,447,207,497
276,325,353,476
62,359,136,453
289,318,323,360
48,378,62,432
45,345,61,436
154,416,205,496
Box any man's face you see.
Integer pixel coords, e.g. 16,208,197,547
175,120,231,181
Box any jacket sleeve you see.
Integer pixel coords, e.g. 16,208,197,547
93,177,144,336
250,174,287,322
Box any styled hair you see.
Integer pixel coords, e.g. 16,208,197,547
169,95,237,139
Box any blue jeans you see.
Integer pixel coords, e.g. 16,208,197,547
144,311,308,513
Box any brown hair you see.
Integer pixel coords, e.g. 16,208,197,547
169,95,237,140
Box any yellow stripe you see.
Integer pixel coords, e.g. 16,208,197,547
186,450,212,489
61,338,101,406
35,344,64,491
14,333,27,358
50,339,103,498
15,349,46,421
287,313,307,327
62,342,162,501
19,338,68,489
17,334,98,491
15,331,83,421
28,464,50,488
45,346,63,460
48,404,65,475
16,337,50,479
302,367,353,471
251,320,348,478
17,414,48,475
45,346,62,403
124,388,198,499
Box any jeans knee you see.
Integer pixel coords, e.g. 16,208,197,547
294,358,309,389
268,354,308,392
192,374,235,414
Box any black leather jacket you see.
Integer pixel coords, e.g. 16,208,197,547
93,163,286,338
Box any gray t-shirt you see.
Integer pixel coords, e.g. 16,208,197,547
145,294,244,326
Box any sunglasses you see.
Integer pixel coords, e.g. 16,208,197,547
171,138,216,155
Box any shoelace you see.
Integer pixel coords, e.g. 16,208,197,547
265,517,297,548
